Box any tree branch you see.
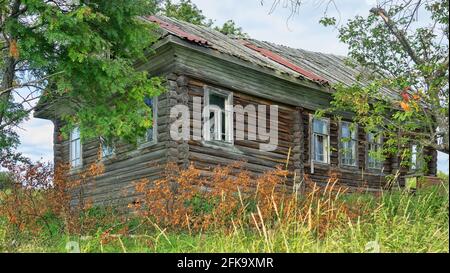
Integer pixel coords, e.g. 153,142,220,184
370,7,425,67
0,71,64,96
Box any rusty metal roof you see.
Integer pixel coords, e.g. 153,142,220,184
241,41,328,84
146,16,211,47
143,15,399,99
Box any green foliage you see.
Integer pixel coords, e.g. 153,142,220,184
1,0,165,151
1,0,246,154
0,172,13,191
319,16,336,27
36,211,64,238
322,0,450,175
438,171,449,183
333,0,449,155
184,194,217,215
160,0,212,27
214,20,248,38
158,0,247,37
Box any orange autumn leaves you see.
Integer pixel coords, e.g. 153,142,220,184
130,163,362,237
9,39,19,60
400,87,421,112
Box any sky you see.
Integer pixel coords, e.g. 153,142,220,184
16,0,449,174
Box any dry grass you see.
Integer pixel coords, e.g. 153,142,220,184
0,161,448,253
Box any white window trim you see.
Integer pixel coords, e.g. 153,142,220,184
310,115,331,165
339,121,358,168
139,96,158,148
69,127,83,169
366,132,384,170
203,86,234,145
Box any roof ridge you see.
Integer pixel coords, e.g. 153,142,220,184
152,15,346,59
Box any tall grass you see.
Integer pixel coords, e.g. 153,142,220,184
0,161,448,253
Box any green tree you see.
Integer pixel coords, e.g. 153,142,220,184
214,19,248,38
0,0,246,163
267,0,449,176
159,0,212,26
158,0,247,37
0,0,164,161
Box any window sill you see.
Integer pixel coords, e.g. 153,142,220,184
311,161,331,167
69,166,83,175
201,140,242,154
340,164,359,170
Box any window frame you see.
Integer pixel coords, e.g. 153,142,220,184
100,137,115,160
69,127,83,169
339,121,358,168
310,115,331,165
203,86,234,145
139,96,158,148
410,144,423,172
366,132,384,170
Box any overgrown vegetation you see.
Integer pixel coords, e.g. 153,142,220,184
0,160,448,253
269,0,449,172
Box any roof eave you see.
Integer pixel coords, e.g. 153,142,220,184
159,34,333,94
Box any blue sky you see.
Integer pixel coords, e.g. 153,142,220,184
17,0,449,173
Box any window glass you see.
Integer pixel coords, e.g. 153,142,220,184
207,92,230,143
367,132,383,169
101,143,115,159
340,122,357,166
70,127,82,168
312,118,329,164
142,97,157,144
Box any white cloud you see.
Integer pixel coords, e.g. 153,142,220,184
16,117,54,163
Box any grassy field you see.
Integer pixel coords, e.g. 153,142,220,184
1,184,448,253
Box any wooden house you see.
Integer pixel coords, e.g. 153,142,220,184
34,16,438,207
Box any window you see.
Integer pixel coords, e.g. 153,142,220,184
141,96,158,145
367,132,383,169
204,87,233,144
340,122,358,167
70,127,82,168
411,144,423,171
311,117,330,164
100,138,115,159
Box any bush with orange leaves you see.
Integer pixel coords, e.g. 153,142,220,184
1,157,371,246
0,157,110,244
132,162,362,237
